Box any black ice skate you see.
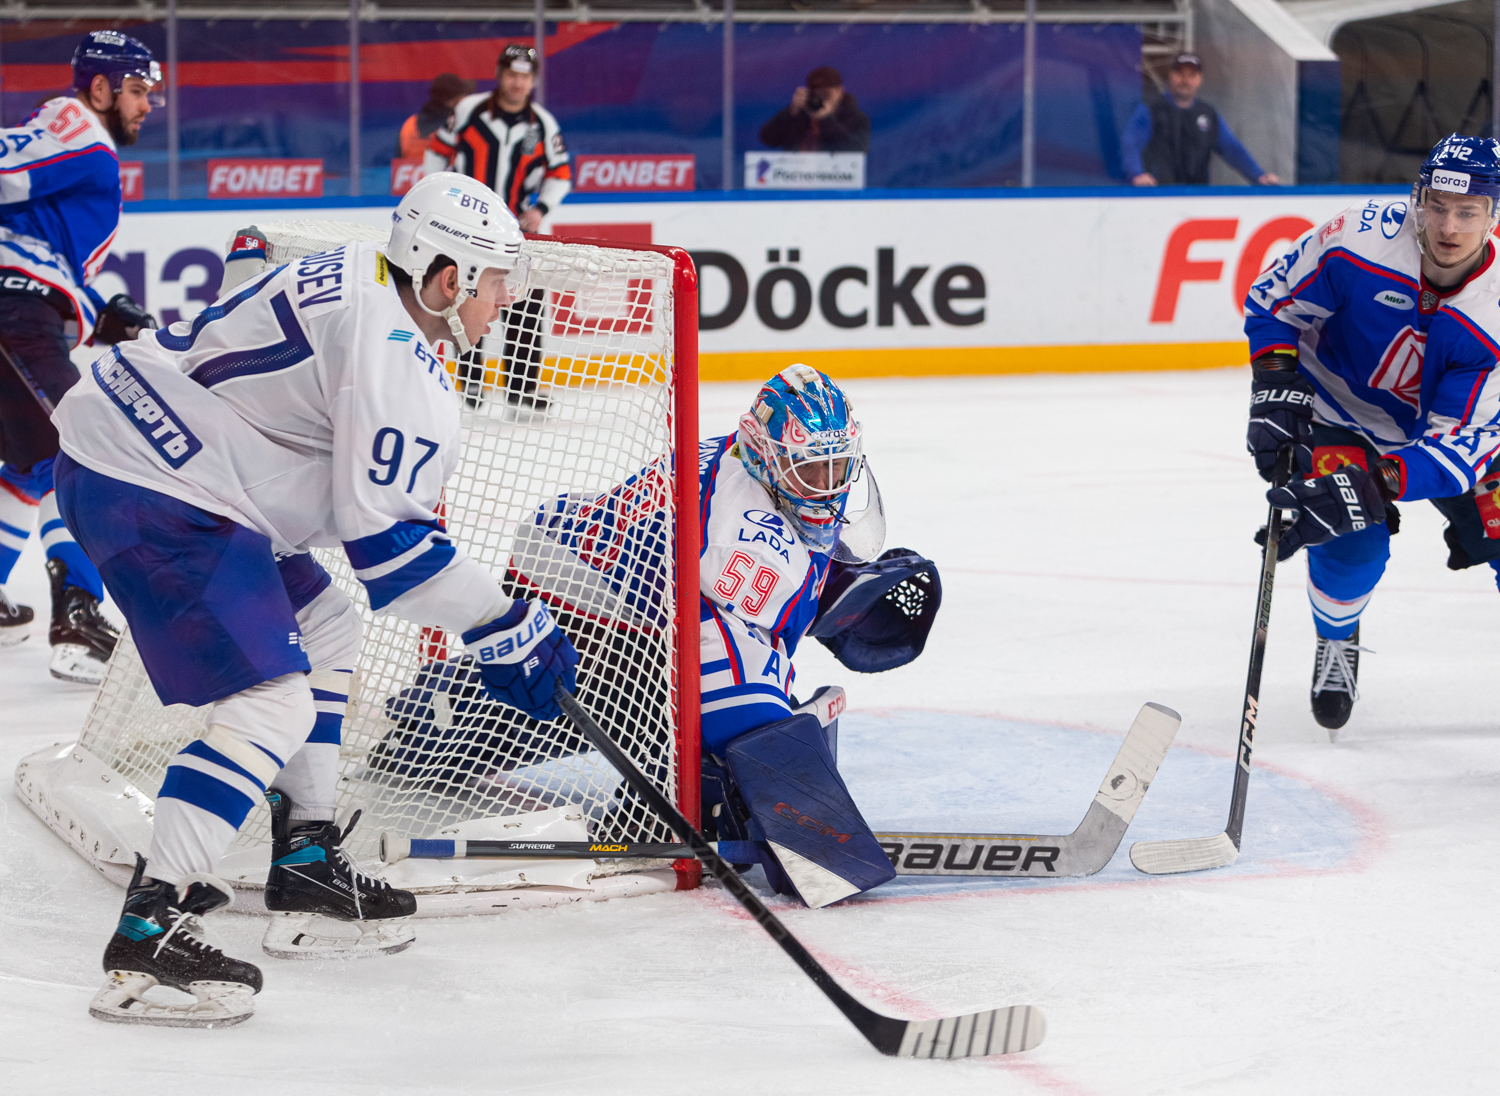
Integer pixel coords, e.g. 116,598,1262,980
1312,626,1369,735
47,558,119,683
262,790,417,960
0,584,33,647
90,855,262,1028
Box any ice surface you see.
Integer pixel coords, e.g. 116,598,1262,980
3,369,1497,1093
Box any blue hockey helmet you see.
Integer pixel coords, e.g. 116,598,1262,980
1412,134,1500,266
72,31,163,104
737,365,863,552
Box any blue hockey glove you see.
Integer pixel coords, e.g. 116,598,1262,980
462,600,578,721
1263,465,1387,562
1247,354,1315,482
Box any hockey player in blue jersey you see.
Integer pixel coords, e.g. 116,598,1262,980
1244,133,1500,729
0,30,160,682
695,365,940,907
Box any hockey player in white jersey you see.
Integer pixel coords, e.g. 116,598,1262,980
1244,133,1500,730
51,172,579,1027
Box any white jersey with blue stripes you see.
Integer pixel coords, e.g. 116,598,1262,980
53,240,512,632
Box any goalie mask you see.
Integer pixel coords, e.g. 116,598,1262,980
1411,134,1500,271
386,172,529,355
738,365,874,554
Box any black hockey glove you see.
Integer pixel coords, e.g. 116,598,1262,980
1247,353,1314,482
1262,465,1387,562
93,293,157,346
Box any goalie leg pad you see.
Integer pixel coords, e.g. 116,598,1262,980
723,713,896,908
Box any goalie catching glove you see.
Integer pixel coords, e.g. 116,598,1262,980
808,548,941,673
462,599,578,722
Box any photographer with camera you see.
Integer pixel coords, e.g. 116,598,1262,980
759,66,870,154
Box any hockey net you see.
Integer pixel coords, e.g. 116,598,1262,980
42,224,701,904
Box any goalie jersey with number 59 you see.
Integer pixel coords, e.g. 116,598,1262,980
53,239,508,630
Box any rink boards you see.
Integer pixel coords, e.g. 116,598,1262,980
103,185,1408,381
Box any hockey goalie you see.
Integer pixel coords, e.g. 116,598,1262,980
49,173,580,1027
370,364,943,909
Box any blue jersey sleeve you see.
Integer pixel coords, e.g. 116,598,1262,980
1387,307,1500,500
1243,213,1349,357
1119,104,1152,179
1214,115,1265,182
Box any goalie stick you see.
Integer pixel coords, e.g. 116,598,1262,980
552,682,1045,1059
878,701,1179,876
1129,448,1292,876
381,702,1181,879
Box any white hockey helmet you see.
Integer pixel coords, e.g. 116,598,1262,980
386,171,529,353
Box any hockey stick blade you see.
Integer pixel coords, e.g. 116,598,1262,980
878,701,1181,877
552,683,1045,1058
1129,449,1292,877
1128,831,1238,875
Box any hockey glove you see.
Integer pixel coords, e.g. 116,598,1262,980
1263,465,1387,561
1247,353,1315,482
93,293,157,346
462,599,578,722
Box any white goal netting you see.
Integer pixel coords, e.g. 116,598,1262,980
71,226,695,877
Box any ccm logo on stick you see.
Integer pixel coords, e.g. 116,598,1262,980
881,841,1062,872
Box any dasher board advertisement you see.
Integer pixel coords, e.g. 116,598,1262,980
96,188,1405,380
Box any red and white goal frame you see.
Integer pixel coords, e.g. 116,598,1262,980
14,231,702,914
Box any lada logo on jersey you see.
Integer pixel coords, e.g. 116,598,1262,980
1370,326,1425,410
738,510,793,561
1382,202,1407,239
743,509,789,536
1374,290,1413,309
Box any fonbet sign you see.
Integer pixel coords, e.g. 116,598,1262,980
93,190,1401,379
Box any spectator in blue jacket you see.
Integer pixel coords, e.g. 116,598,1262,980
1121,54,1280,186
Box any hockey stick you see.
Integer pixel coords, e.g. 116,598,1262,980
0,335,57,416
553,682,1046,1058
381,836,693,862
1129,448,1293,875
877,701,1180,877
382,702,1180,879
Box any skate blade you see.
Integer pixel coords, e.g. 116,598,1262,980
49,643,107,684
88,971,255,1028
262,914,415,960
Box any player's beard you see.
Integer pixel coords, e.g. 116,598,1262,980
103,104,140,147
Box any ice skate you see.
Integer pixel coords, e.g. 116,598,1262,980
262,790,417,960
46,558,118,683
1312,626,1369,735
0,584,33,646
89,855,261,1028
